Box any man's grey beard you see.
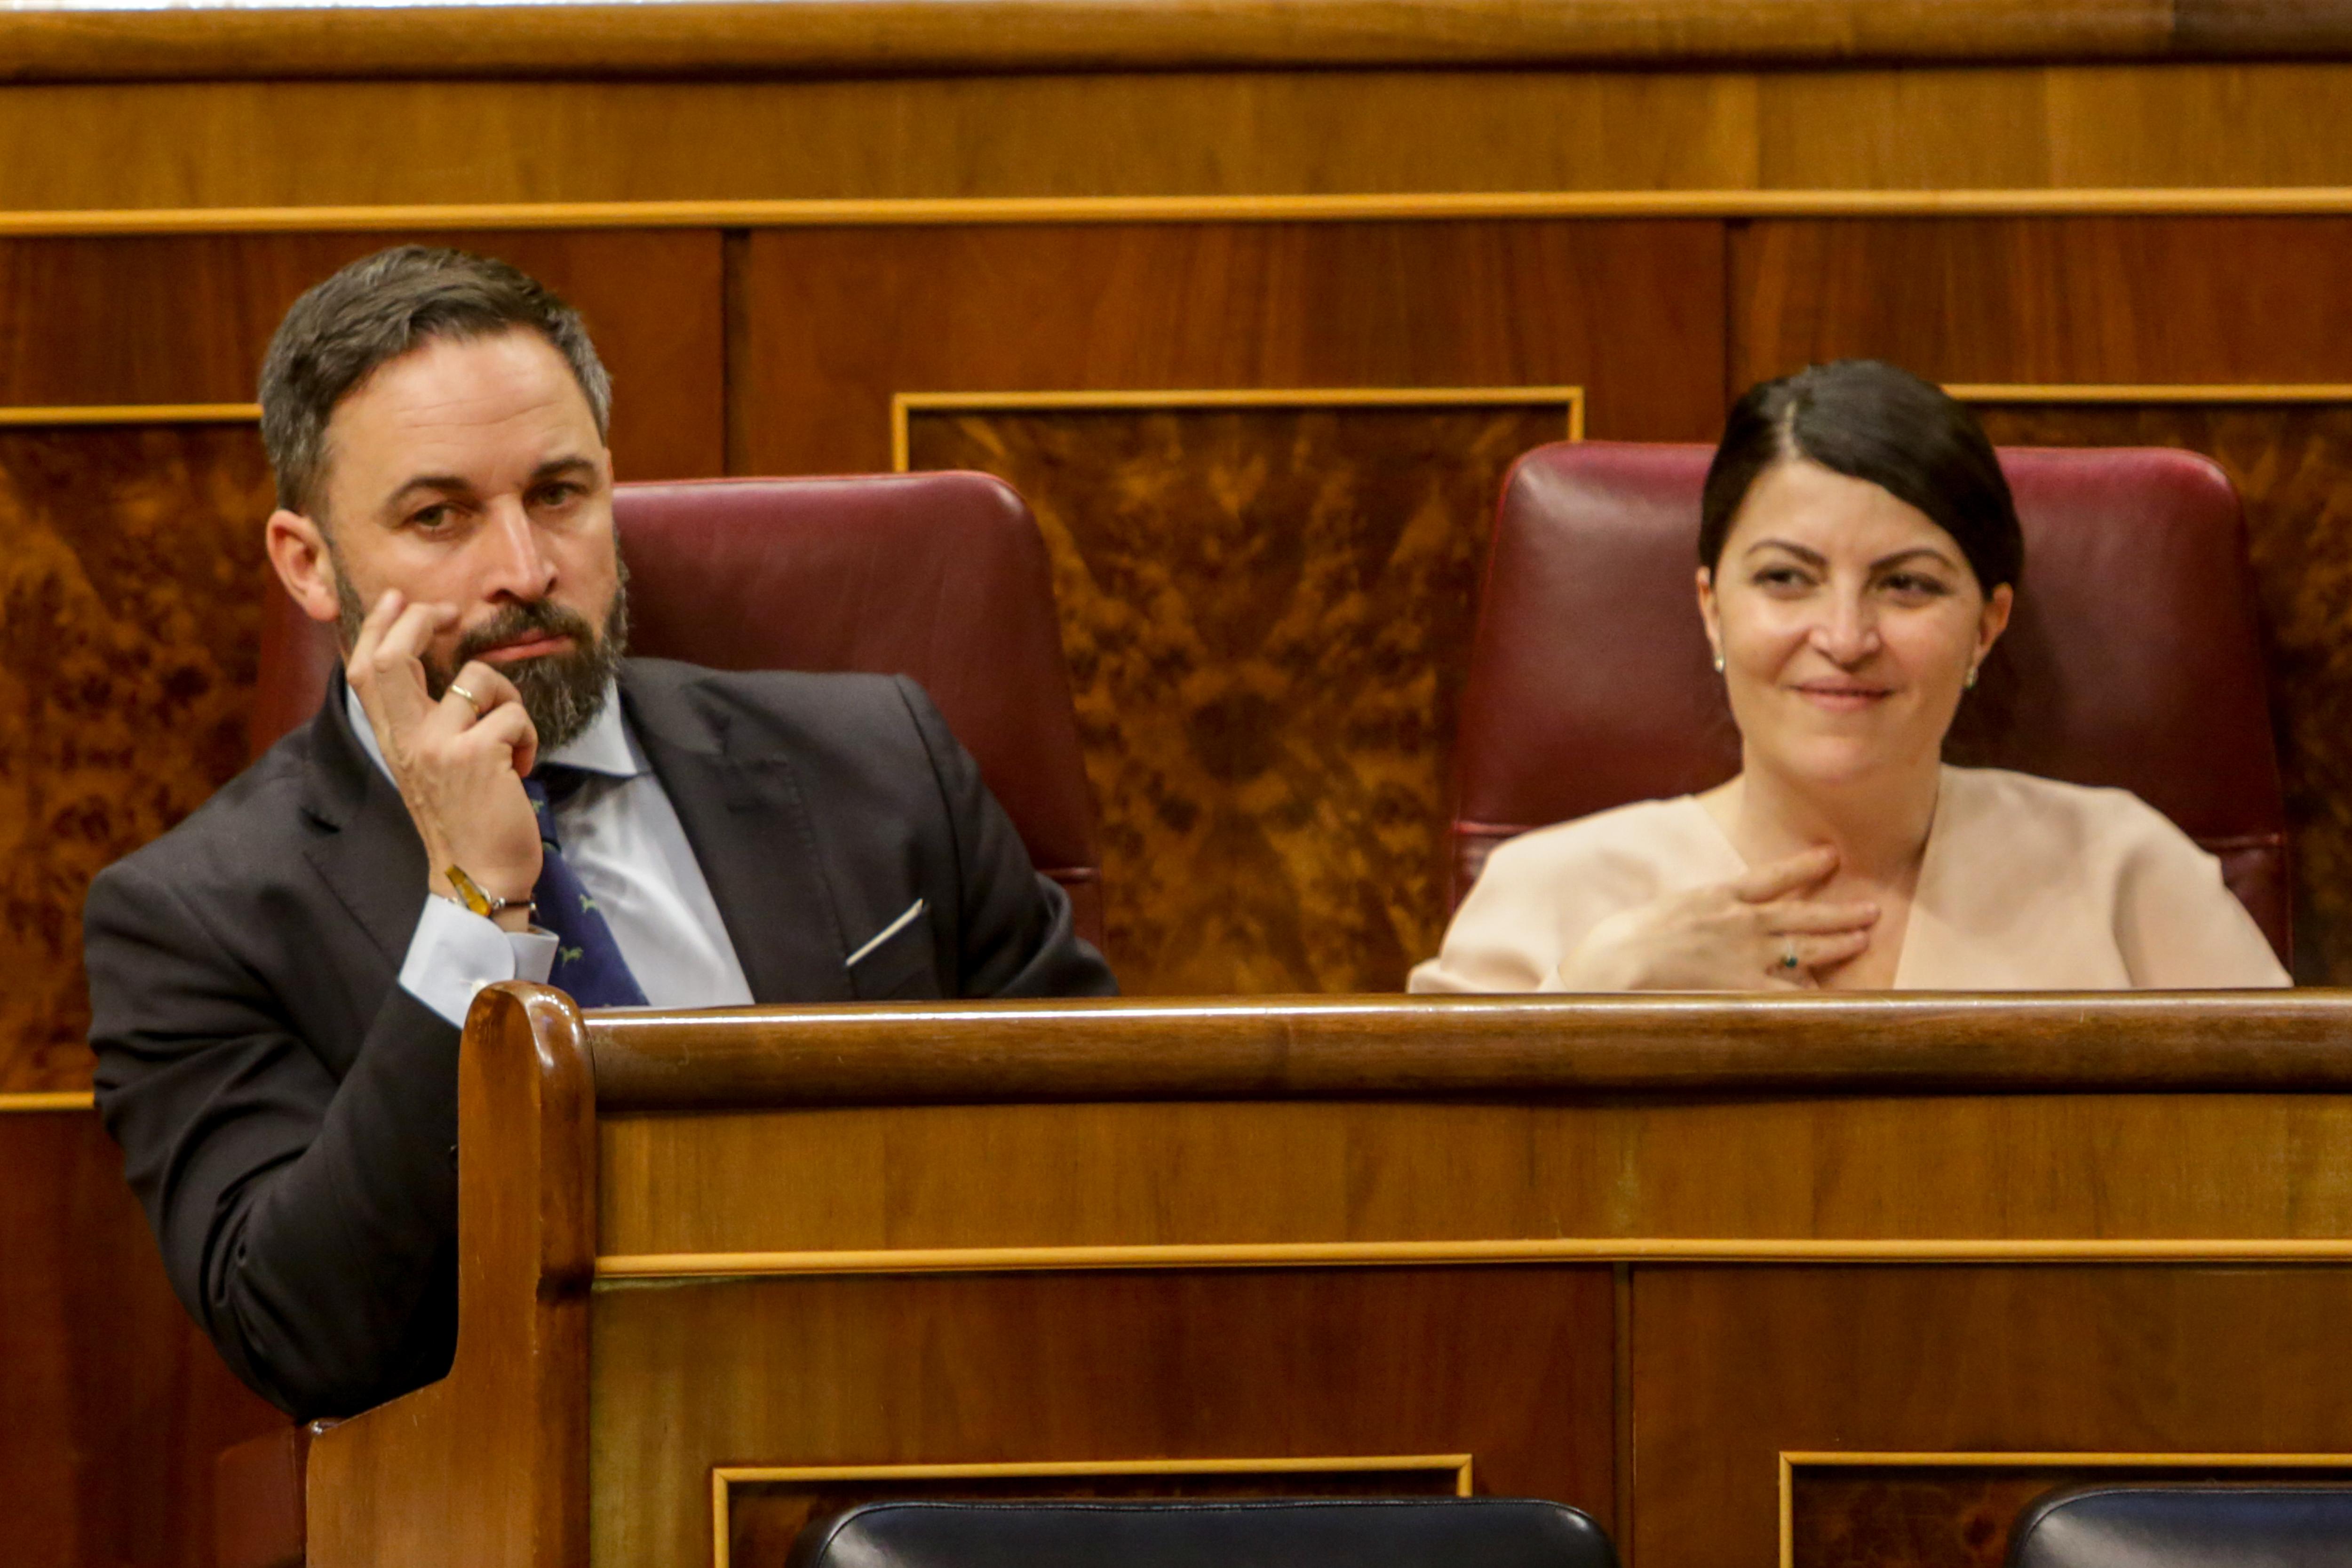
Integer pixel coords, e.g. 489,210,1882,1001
332,556,630,753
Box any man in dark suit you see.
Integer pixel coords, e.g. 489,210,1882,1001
84,246,1115,1422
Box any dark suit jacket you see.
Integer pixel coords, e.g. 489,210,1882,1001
85,658,1115,1420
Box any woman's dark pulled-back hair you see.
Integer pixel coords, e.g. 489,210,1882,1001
1699,359,2023,594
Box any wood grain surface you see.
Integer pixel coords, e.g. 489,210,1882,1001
0,1108,284,1567
1730,216,2352,388
0,422,274,1091
16,69,2352,213
908,401,1563,994
8,0,2352,84
1635,1267,2352,1568
307,986,597,1568
737,220,1723,474
592,1266,1615,1568
586,992,2352,1109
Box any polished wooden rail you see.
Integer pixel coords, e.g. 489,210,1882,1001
6,0,2352,84
586,991,2352,1110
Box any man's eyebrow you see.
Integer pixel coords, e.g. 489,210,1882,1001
385,474,476,506
530,455,599,484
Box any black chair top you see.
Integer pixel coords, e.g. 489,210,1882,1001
2010,1482,2352,1568
787,1497,1617,1568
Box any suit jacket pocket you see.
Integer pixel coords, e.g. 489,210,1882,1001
845,899,938,1001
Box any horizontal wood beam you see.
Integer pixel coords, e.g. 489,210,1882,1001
585,992,2352,1108
5,0,2352,86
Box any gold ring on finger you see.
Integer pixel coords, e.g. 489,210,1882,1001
448,682,482,716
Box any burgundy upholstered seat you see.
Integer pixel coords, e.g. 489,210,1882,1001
1449,441,2291,967
247,470,1104,948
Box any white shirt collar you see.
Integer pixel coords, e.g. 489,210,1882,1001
344,677,638,782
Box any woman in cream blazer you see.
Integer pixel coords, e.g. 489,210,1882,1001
1412,361,2288,994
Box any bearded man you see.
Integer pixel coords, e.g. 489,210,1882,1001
84,247,1116,1421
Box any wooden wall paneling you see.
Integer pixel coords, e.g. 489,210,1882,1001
0,230,724,478
0,228,722,1091
0,1107,285,1568
24,0,2352,84
0,421,274,1090
738,220,1724,471
1964,399,2352,985
595,1089,2352,1260
739,218,1722,992
1631,1265,2352,1568
588,1265,1617,1568
14,66,2352,215
905,394,1572,992
1727,216,2352,388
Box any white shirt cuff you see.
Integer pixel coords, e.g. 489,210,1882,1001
399,895,561,1028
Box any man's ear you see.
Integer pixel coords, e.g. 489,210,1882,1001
265,509,342,626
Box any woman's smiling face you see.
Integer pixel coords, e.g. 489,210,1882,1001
1698,456,2014,790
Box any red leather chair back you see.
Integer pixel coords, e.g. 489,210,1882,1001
249,471,1104,948
1451,442,2291,966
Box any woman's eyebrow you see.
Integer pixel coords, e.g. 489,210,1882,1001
1742,539,1827,565
1870,546,1959,571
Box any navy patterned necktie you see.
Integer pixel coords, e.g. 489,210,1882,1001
523,767,650,1008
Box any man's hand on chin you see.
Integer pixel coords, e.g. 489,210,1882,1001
346,588,544,931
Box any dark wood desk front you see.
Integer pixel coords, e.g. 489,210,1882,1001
307,988,2352,1568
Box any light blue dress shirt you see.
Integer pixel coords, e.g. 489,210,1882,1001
347,681,755,1026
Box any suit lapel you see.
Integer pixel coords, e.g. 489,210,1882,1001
298,670,433,979
620,664,856,1004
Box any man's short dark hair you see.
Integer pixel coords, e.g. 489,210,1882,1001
258,246,612,517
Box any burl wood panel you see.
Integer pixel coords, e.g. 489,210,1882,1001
0,1109,284,1567
1968,402,2352,985
589,1265,1616,1568
597,1092,2352,1257
735,220,1725,476
0,423,275,1090
906,402,1563,992
728,1464,1462,1568
1790,1464,2352,1568
1633,1266,2352,1568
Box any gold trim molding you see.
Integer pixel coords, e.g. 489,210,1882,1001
891,385,1583,472
1951,384,2352,403
595,1236,2352,1283
712,1454,1475,1568
10,189,2352,239
1776,1449,2352,1568
0,1091,96,1112
0,403,259,426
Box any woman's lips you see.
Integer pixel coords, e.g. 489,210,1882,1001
1792,682,1891,712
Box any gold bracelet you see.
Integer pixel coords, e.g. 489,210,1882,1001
445,865,534,922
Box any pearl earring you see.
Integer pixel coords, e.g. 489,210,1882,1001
1964,664,1979,690
1712,653,1725,674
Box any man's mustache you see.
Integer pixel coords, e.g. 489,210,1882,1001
448,600,600,669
